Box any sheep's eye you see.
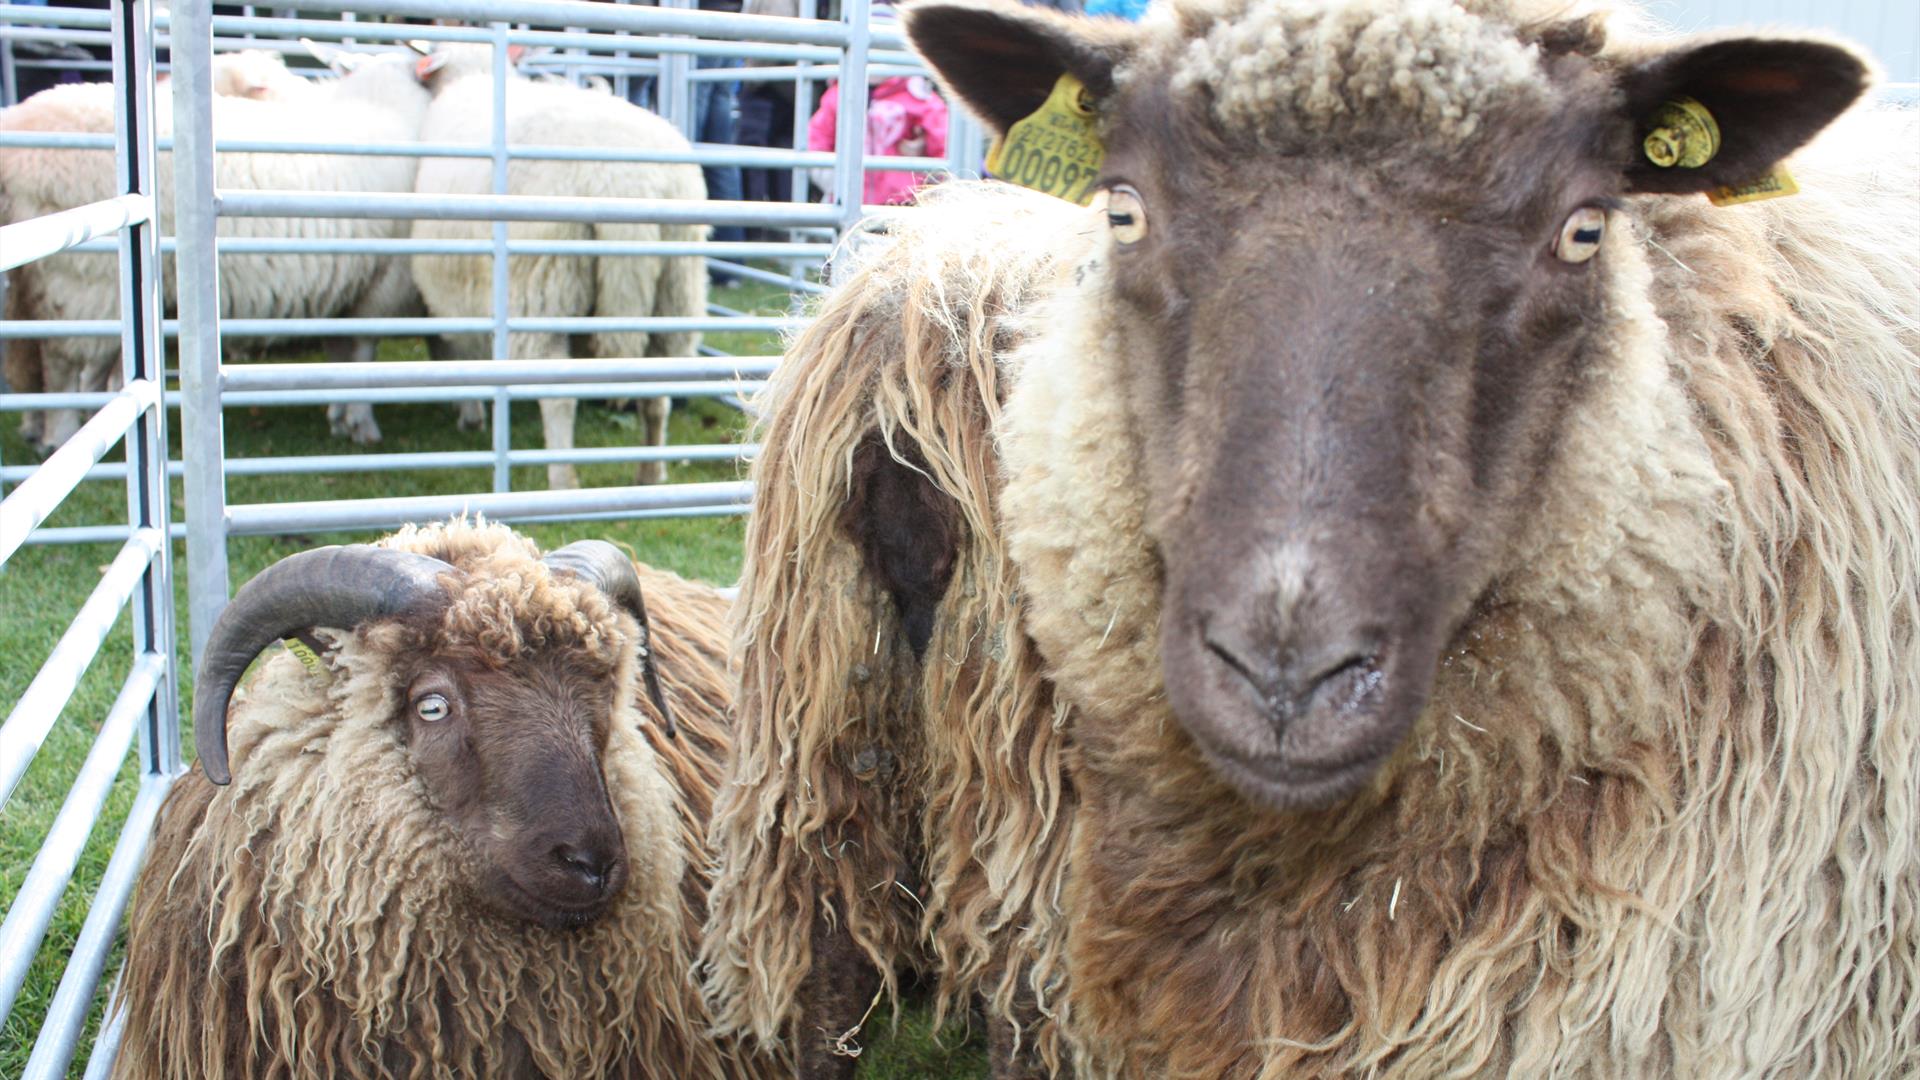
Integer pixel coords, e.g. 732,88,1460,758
414,693,451,723
1553,206,1606,264
1105,185,1147,245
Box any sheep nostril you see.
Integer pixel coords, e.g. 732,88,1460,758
551,843,616,893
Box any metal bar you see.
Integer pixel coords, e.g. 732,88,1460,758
55,237,835,259
0,441,757,484
0,529,164,807
0,314,801,338
0,380,155,566
832,0,872,234
0,656,163,1028
226,479,753,535
0,4,915,52
116,0,181,780
216,189,843,227
489,22,512,492
23,524,183,547
0,378,769,414
267,0,901,48
0,194,152,273
174,0,228,674
80,978,130,1080
27,777,172,1080
711,258,825,293
222,357,779,389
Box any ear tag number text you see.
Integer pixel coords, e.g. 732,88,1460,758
986,73,1105,206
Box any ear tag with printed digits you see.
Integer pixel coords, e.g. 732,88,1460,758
1707,165,1798,207
985,73,1105,206
1643,95,1798,207
282,633,328,680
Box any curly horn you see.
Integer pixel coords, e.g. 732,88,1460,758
193,546,454,786
543,541,676,738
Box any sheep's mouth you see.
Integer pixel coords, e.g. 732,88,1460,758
1164,627,1441,812
491,870,624,931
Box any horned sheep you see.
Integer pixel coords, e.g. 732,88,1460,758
114,522,778,1079
410,45,708,491
0,45,427,455
702,0,1920,1074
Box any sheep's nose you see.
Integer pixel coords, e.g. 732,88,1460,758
1202,619,1383,741
551,841,620,896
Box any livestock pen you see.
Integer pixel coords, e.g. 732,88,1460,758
0,0,988,1073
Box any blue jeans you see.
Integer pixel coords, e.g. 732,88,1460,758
633,59,744,244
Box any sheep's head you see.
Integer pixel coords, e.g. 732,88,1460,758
908,0,1869,811
192,533,676,929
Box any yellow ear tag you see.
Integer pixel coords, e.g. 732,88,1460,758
1642,96,1720,169
985,73,1105,206
282,636,326,679
1707,165,1798,207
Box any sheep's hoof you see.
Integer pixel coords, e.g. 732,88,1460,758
327,404,383,446
456,402,488,431
548,467,581,491
635,462,668,486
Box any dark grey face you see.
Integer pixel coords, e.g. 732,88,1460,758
1091,80,1625,809
902,0,1870,812
402,650,629,929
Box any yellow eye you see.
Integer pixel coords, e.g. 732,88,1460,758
1553,206,1606,264
1105,184,1147,245
414,693,450,722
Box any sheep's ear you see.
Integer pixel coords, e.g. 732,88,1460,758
415,51,450,81
1619,35,1871,195
901,0,1136,135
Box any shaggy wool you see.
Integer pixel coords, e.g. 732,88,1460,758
114,521,771,1080
700,184,1089,1068
704,0,1920,1073
1002,1,1920,1075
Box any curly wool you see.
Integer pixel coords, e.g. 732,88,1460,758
700,183,1089,1068
114,521,770,1080
708,5,1920,1075
1003,35,1920,1080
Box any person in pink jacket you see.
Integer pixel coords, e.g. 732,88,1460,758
807,75,949,206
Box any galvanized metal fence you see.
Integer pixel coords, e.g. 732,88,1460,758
0,0,178,1074
0,0,981,1068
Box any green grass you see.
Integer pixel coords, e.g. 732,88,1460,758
0,278,988,1076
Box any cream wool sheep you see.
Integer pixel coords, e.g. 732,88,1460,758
411,45,708,491
704,0,1920,1074
114,522,779,1079
0,48,427,454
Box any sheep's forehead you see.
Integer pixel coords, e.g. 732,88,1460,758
1138,0,1555,145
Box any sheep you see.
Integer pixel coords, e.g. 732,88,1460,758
411,44,708,491
206,48,317,101
701,0,1920,1074
113,521,780,1079
0,45,427,455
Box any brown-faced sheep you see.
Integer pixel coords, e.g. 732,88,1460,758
702,0,1920,1074
114,522,778,1079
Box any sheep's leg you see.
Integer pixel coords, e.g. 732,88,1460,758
538,398,579,490
37,339,112,455
5,337,46,452
511,330,577,489
636,395,670,485
793,907,883,1080
323,337,382,445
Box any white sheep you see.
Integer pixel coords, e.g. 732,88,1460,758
0,45,427,454
411,44,708,490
